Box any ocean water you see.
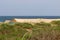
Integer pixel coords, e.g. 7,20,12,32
0,16,60,22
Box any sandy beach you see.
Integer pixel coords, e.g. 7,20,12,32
13,18,60,23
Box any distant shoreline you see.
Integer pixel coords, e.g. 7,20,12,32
2,18,60,23
0,16,60,22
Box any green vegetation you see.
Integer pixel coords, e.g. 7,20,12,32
0,21,60,40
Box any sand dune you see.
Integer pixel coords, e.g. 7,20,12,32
14,18,60,23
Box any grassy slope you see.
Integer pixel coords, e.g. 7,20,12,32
0,21,60,40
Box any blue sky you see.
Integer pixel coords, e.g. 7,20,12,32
0,0,60,16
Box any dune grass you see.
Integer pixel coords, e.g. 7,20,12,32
0,21,60,40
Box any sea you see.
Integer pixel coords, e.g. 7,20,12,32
0,16,60,22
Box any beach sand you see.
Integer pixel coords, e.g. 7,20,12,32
13,18,60,23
